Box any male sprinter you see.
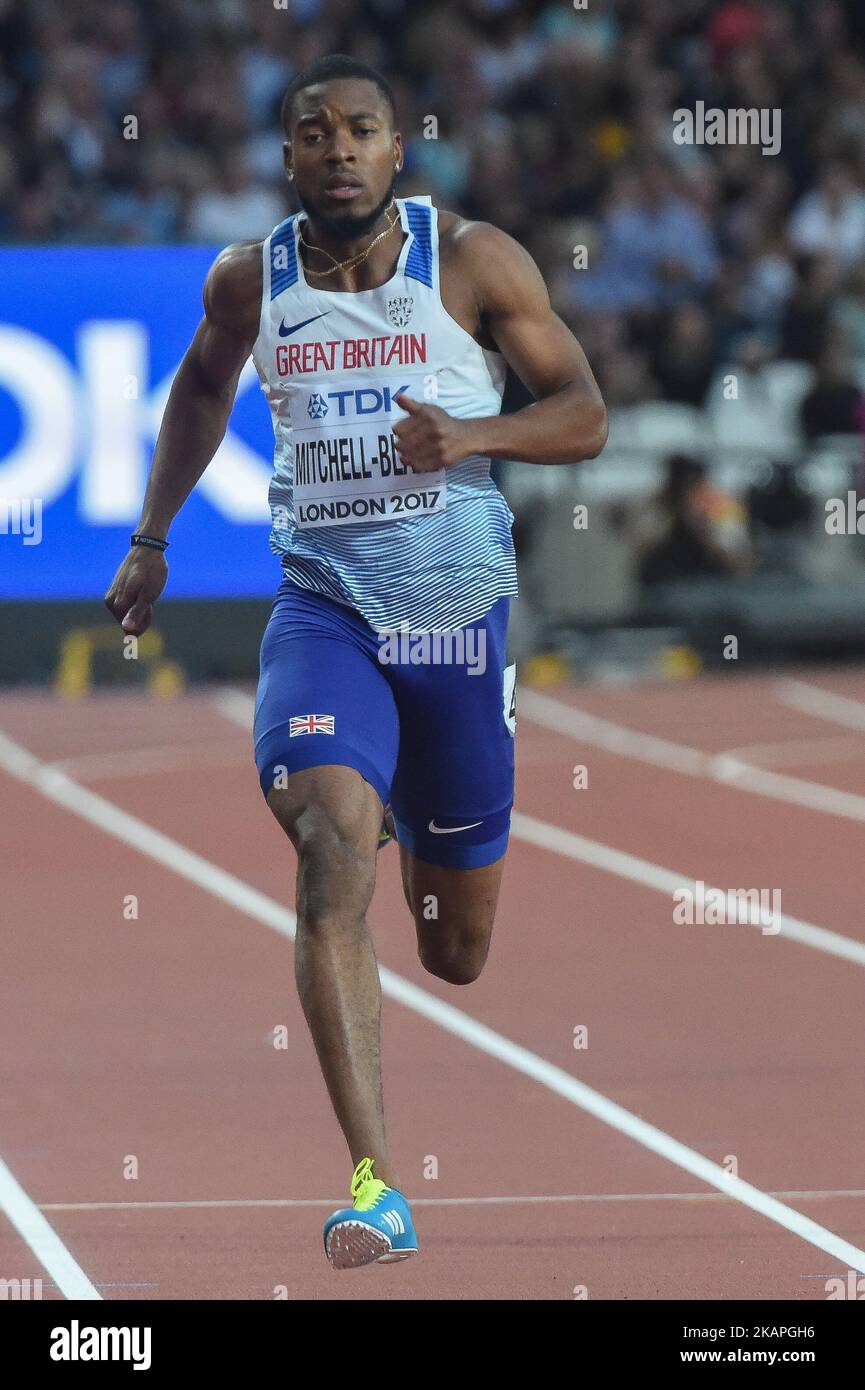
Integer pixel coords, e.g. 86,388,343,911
105,54,607,1269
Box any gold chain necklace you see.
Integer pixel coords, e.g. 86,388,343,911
298,202,401,278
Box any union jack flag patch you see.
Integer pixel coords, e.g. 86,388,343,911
289,714,336,737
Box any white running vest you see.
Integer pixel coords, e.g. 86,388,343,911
251,194,518,631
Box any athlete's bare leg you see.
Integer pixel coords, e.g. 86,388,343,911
266,765,400,1190
398,849,506,985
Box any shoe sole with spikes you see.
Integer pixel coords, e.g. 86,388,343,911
325,1220,418,1269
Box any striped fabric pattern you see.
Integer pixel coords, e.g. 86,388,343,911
269,453,517,632
404,202,434,288
270,216,299,297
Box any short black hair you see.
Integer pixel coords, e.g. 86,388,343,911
280,54,396,136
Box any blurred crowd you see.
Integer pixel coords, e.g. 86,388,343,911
3,0,865,419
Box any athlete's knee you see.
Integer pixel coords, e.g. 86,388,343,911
301,815,375,913
417,934,489,986
412,883,498,983
288,802,378,923
419,951,485,986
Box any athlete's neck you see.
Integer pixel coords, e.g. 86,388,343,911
299,204,403,292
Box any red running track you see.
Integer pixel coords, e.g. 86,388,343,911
1,668,864,1300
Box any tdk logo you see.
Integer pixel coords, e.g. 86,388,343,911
307,384,409,419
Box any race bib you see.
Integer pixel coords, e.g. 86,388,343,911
291,419,447,529
503,661,516,736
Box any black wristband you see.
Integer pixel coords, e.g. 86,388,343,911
131,533,169,552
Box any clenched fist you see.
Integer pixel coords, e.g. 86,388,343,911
104,547,168,636
392,393,478,473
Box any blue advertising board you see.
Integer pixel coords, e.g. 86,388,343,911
0,247,280,598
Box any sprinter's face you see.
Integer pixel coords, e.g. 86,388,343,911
285,79,402,237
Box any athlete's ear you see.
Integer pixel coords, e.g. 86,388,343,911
283,140,293,181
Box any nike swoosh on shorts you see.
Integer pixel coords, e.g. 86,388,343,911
427,820,483,834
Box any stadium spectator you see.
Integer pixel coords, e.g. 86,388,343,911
747,460,814,535
653,301,715,407
799,338,865,441
636,453,753,587
576,158,718,312
790,162,865,268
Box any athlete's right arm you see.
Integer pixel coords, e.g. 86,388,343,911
104,241,262,635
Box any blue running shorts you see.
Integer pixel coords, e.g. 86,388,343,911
254,578,516,869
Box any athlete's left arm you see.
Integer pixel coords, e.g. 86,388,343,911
394,223,607,470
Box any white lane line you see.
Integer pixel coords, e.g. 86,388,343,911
510,811,865,965
716,735,865,771
0,1154,101,1299
3,727,865,1275
709,756,865,821
212,688,865,969
776,678,865,732
514,689,708,776
0,731,291,933
210,686,258,727
518,686,865,825
49,744,247,783
40,1188,865,1212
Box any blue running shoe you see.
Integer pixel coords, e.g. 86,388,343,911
323,1158,418,1268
